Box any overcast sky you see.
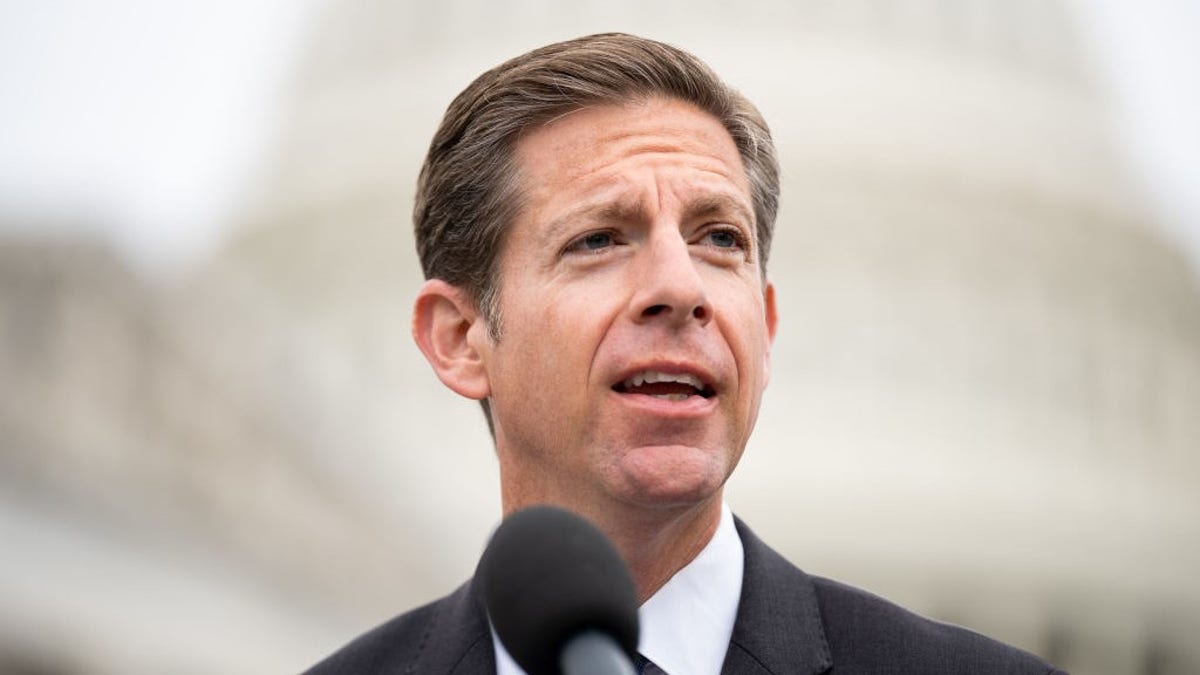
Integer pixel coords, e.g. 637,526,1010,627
0,0,315,275
1076,0,1200,279
0,0,1197,279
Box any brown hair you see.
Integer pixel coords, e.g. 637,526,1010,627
414,32,780,340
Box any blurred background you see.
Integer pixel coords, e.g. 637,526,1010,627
2,1,1198,673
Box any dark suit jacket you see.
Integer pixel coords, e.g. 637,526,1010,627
305,518,1066,674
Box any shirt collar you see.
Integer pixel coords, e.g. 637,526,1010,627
494,503,744,675
636,502,743,675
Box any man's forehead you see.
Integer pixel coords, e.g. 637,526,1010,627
539,189,754,239
516,98,742,170
517,100,747,193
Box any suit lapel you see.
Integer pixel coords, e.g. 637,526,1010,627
416,520,830,675
722,518,832,675
411,579,498,674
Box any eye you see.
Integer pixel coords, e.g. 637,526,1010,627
566,230,618,253
708,230,739,248
701,227,748,250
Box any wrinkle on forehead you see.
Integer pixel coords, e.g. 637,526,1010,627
537,182,755,251
515,97,754,249
536,191,649,250
521,98,746,177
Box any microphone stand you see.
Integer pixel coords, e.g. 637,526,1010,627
560,630,637,675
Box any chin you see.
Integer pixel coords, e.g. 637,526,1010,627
617,445,732,507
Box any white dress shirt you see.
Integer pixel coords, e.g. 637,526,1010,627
495,503,744,675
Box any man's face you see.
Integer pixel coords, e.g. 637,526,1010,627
476,97,777,513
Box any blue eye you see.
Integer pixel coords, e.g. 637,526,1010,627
583,232,613,249
704,228,745,249
709,230,738,248
568,231,616,252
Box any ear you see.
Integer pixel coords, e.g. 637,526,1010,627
412,279,492,400
763,281,778,387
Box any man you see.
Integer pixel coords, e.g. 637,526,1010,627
307,33,1065,674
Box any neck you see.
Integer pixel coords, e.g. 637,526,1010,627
502,487,724,604
607,498,723,603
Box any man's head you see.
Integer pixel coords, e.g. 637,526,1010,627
414,33,780,338
412,34,779,519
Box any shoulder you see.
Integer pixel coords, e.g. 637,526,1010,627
810,575,1064,674
303,598,444,674
732,517,1065,674
303,581,495,675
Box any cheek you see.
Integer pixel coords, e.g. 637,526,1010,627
499,292,605,397
718,291,771,399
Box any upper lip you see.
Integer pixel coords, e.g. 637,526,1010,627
611,362,718,397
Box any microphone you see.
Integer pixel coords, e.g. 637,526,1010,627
477,505,639,675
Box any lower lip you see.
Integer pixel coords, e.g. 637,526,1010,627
610,390,717,417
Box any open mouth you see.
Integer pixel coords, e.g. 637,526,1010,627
612,370,715,401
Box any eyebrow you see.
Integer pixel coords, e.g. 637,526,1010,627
549,191,752,228
542,196,649,244
684,194,755,228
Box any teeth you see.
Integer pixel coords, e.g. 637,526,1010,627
652,393,690,401
623,371,705,390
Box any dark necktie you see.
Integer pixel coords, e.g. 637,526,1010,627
633,653,668,675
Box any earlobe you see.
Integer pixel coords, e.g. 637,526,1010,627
764,282,778,343
412,279,492,400
763,282,778,387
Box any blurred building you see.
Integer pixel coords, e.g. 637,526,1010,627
1,1,1197,674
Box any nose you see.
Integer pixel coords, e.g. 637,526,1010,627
629,232,712,328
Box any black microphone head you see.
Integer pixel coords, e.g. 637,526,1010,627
477,505,639,675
